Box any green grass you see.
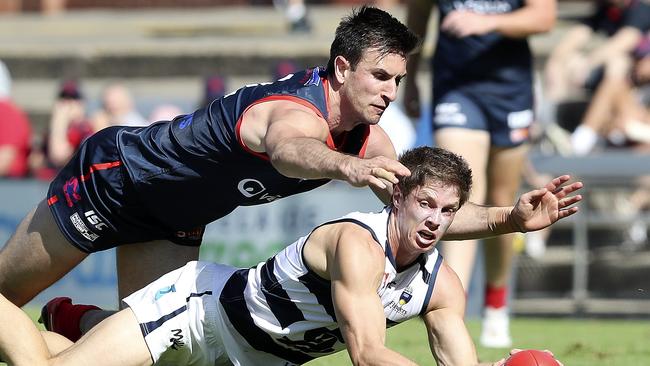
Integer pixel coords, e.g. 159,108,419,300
306,317,650,366
9,310,650,366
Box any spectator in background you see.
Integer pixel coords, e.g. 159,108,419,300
564,35,650,154
148,103,184,124
273,0,311,33
404,0,556,348
0,60,32,179
544,0,650,155
92,82,148,130
200,74,227,108
39,80,95,180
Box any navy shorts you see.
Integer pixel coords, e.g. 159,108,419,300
47,127,204,253
432,89,533,147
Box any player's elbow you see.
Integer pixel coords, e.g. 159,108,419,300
539,13,556,33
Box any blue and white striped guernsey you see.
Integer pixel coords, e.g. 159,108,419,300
217,207,444,365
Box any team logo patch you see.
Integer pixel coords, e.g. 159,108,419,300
178,114,194,129
63,176,82,207
154,284,176,301
70,213,99,242
300,67,321,87
398,286,413,306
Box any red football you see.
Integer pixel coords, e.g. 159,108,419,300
505,349,560,366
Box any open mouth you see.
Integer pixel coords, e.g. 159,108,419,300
417,230,435,246
418,230,433,240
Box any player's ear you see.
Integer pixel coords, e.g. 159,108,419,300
334,56,350,84
392,185,403,209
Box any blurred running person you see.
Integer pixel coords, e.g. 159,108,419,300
403,0,556,348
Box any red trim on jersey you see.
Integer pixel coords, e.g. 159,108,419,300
47,195,59,206
80,161,122,182
235,95,327,161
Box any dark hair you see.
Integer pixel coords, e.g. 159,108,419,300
397,147,472,207
326,6,420,76
58,79,82,100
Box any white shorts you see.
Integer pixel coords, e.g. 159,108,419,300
123,261,237,366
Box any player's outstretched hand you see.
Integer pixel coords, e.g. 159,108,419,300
344,156,411,190
510,175,583,233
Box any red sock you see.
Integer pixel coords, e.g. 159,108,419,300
56,301,100,341
484,285,507,309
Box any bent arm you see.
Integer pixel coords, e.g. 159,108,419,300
264,106,409,192
490,0,556,38
329,227,417,365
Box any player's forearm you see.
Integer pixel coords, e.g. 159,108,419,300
348,345,418,366
490,2,556,38
443,202,518,240
269,137,351,180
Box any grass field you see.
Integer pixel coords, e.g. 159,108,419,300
8,310,650,365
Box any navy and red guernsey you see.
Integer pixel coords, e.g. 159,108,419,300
47,67,371,252
119,67,370,229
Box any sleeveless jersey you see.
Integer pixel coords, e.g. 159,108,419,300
217,207,444,365
116,67,370,229
433,0,533,100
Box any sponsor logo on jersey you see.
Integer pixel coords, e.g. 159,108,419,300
154,284,176,301
237,178,282,202
63,176,82,207
398,286,413,306
174,227,204,241
169,329,185,350
70,212,99,242
387,300,408,316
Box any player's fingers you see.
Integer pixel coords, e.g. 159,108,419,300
559,195,582,208
372,167,398,184
383,161,411,177
545,175,571,191
558,206,579,219
367,175,387,190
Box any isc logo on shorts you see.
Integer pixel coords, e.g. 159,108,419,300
70,213,100,242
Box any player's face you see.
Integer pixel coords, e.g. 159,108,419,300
341,49,407,126
395,181,460,261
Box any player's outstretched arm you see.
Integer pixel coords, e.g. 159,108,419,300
444,175,582,240
264,106,410,197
